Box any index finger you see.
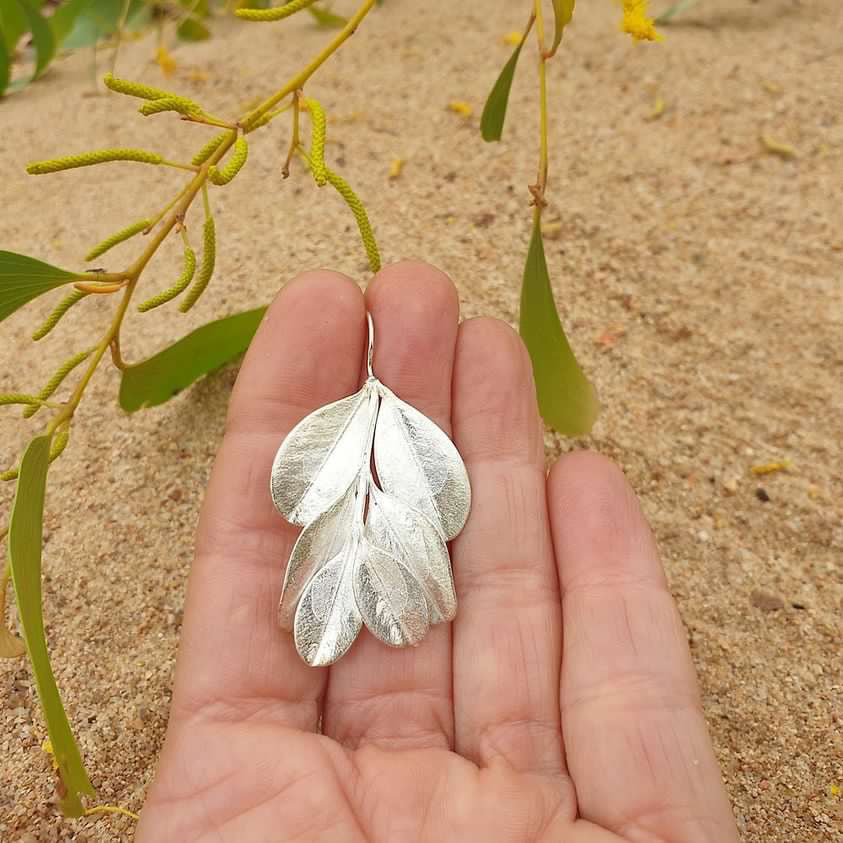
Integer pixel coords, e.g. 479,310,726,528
169,271,366,731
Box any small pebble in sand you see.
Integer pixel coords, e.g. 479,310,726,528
750,590,785,612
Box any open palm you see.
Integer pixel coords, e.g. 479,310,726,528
137,263,738,842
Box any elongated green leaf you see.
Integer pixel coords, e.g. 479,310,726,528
0,250,76,323
307,4,347,28
119,307,267,411
8,435,95,817
480,39,525,142
13,0,55,80
49,0,93,45
0,0,28,53
0,31,9,95
549,0,575,56
60,0,123,49
520,213,598,435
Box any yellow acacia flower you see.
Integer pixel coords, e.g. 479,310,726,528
621,0,662,42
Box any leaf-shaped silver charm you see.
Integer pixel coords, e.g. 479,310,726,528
279,481,358,630
271,313,471,666
293,543,362,666
373,384,471,541
270,385,378,526
353,544,429,648
366,486,456,624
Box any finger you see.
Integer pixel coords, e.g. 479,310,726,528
450,318,568,779
321,260,460,750
550,452,739,841
169,271,366,732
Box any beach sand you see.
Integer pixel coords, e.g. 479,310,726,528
1,0,841,839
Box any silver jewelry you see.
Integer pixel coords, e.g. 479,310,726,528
270,314,471,666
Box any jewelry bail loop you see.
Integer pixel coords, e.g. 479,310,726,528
366,312,375,380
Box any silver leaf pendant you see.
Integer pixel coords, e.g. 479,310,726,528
270,314,471,666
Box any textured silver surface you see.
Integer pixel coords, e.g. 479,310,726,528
353,544,429,649
278,482,357,630
293,547,362,667
373,384,471,541
270,388,377,527
366,485,456,624
270,313,471,666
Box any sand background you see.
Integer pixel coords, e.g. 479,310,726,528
1,0,841,840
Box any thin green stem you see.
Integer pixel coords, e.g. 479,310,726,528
533,0,549,207
183,113,238,130
145,185,193,233
109,335,126,371
242,0,377,129
128,139,234,279
201,181,211,217
283,91,302,177
160,160,200,172
109,0,132,76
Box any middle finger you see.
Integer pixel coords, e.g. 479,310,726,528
321,261,460,751
451,318,567,778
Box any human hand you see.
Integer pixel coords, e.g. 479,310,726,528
137,262,739,842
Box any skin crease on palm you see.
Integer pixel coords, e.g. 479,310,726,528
136,262,740,843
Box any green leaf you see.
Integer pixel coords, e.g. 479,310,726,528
0,0,28,53
0,250,76,323
549,0,575,56
123,0,152,34
480,38,525,143
49,0,94,45
119,307,267,411
177,16,211,41
60,0,123,49
307,4,347,28
0,31,9,95
7,435,95,817
520,213,598,435
12,0,55,80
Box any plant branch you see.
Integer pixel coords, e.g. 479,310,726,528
109,336,126,371
44,136,235,437
532,0,549,209
182,113,238,130
160,159,200,172
242,0,377,130
28,0,378,465
283,91,302,177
